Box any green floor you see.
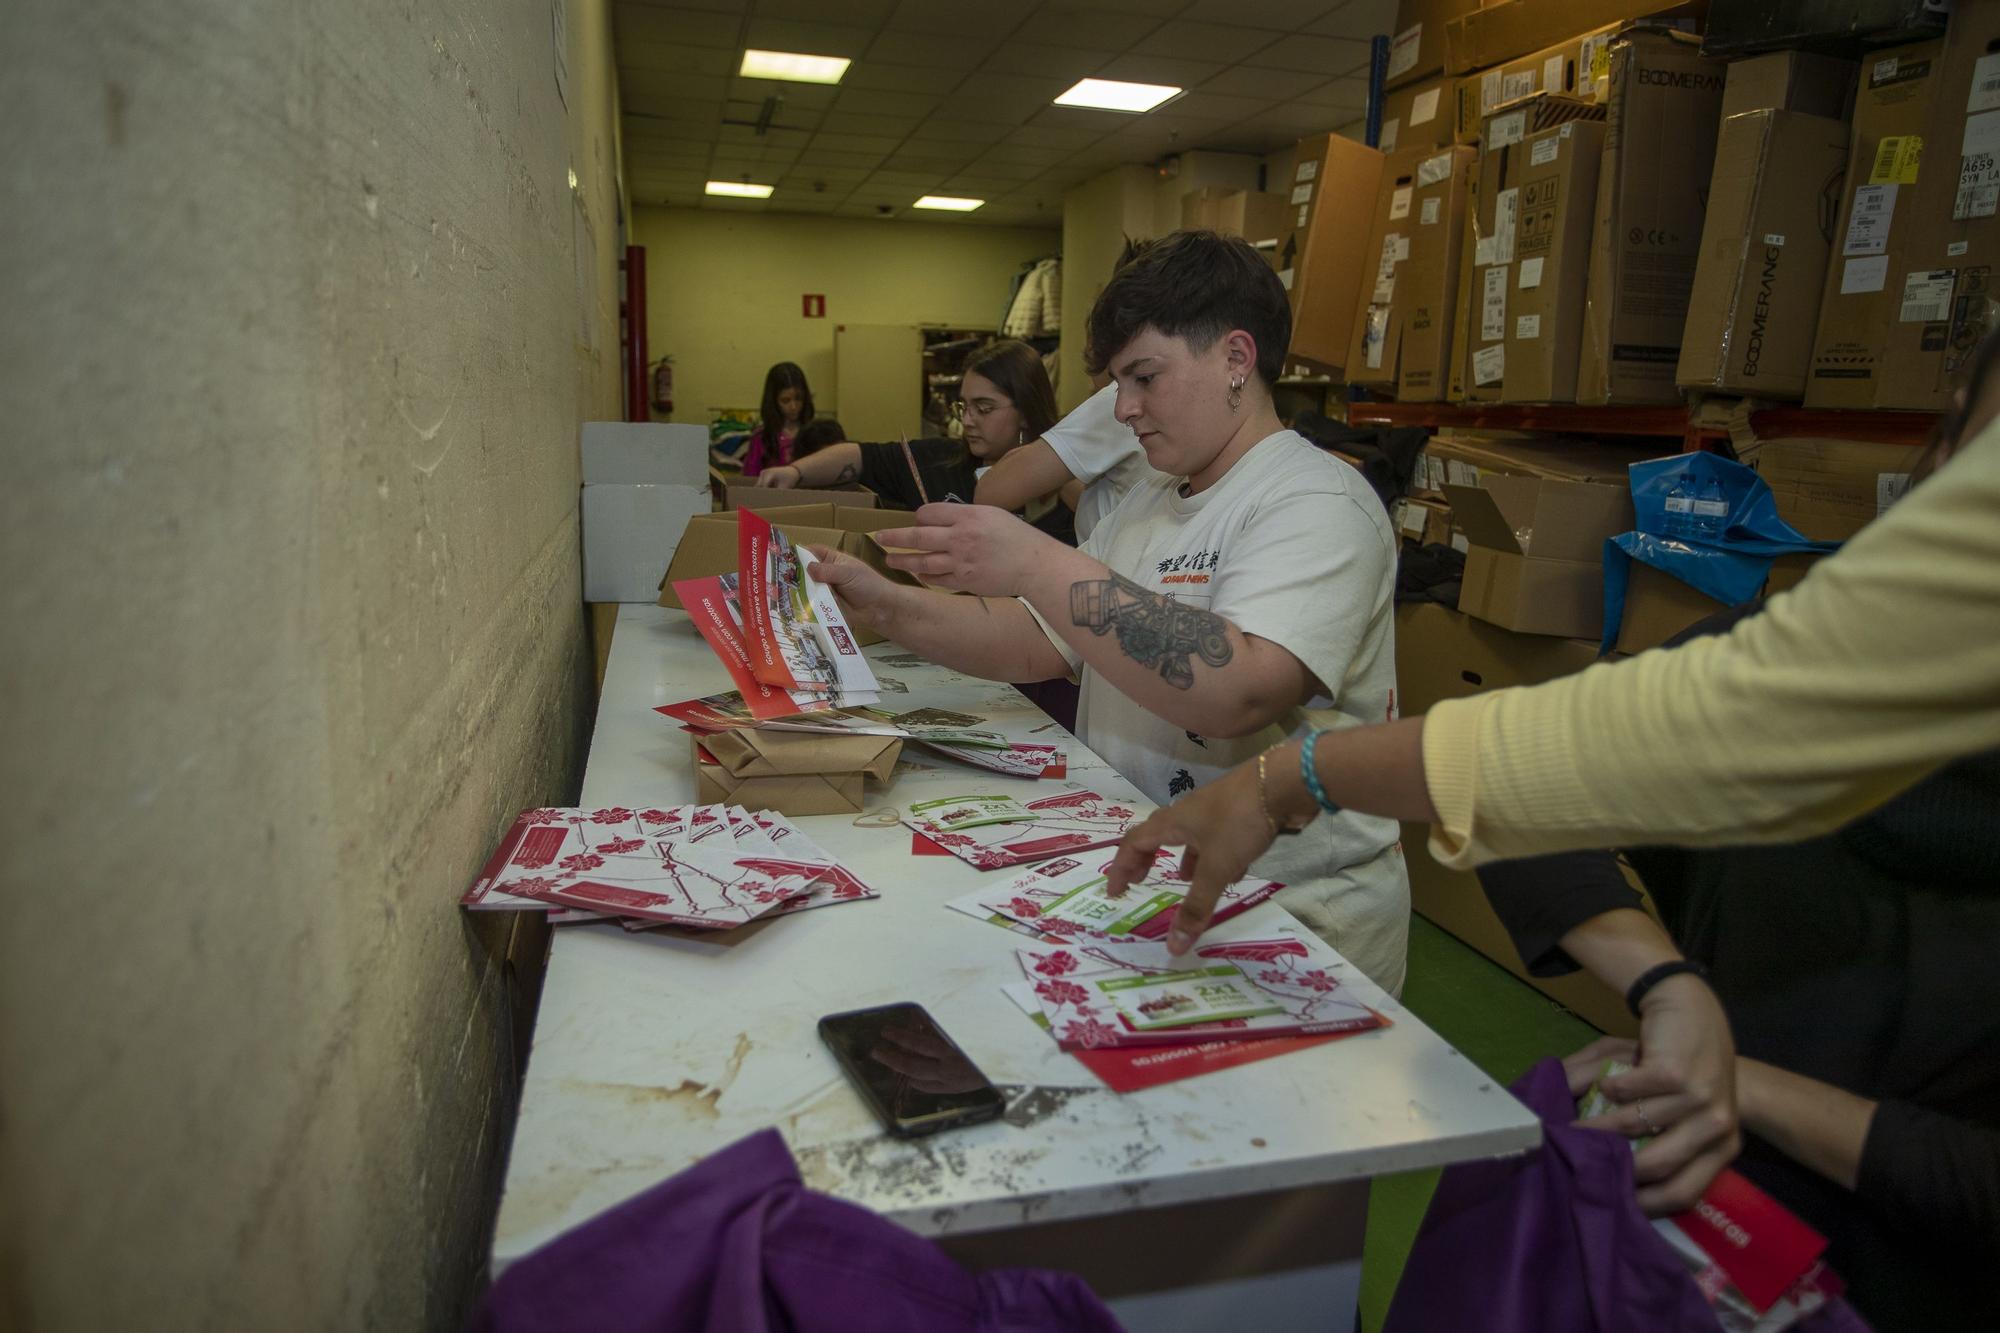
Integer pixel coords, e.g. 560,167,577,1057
1356,916,1600,1332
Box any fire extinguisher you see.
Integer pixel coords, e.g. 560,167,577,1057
649,356,674,416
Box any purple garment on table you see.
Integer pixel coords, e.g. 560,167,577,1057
1384,1059,1872,1333
469,1127,1124,1333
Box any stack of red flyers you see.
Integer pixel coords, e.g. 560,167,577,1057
459,803,874,929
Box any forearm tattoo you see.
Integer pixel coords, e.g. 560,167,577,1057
831,462,858,484
1069,573,1232,689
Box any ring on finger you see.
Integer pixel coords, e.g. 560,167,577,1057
1633,1101,1661,1136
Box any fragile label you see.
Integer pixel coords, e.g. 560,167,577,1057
1494,186,1519,264
1763,234,1786,247
1531,136,1560,167
1515,313,1541,340
1544,53,1566,96
1389,185,1413,220
1869,135,1922,185
1379,117,1401,153
1291,182,1314,205
1518,256,1545,288
1387,23,1420,80
1899,270,1955,322
1490,111,1525,149
1970,52,2000,113
1842,184,1897,256
1503,70,1537,103
1481,265,1509,340
1472,343,1505,386
1418,151,1454,187
1295,159,1317,182
1840,255,1888,294
1420,196,1441,225
1411,87,1440,125
1481,69,1503,115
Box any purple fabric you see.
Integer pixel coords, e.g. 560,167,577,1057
470,1128,1123,1333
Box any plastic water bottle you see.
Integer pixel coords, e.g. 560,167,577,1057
1663,478,1695,541
1693,478,1728,541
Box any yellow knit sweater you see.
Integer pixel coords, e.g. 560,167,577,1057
1423,417,2000,869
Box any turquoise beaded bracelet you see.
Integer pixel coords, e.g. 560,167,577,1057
1299,730,1341,815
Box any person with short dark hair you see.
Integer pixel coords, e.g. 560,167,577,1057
808,232,1411,990
789,417,845,461
742,362,814,478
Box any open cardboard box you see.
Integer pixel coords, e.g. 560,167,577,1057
725,484,877,512
1442,474,1634,639
657,504,920,645
693,731,901,816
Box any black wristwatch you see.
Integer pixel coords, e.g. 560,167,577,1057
1625,959,1709,1017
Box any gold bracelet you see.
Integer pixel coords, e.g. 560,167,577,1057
1256,750,1280,837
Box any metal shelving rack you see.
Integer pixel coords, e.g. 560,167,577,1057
1345,401,1941,451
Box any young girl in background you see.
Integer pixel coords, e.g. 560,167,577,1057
742,362,814,477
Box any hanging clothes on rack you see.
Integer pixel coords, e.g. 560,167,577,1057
1003,256,1062,338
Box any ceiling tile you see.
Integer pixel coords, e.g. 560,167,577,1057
882,148,979,174
867,30,985,70
906,116,1012,144
1254,32,1373,74
617,42,737,76
714,123,812,149
949,71,1070,121
800,148,892,168
940,175,1026,194
1160,90,1278,123
1199,65,1329,101
1093,53,1225,87
1032,4,1167,48
1308,0,1398,40
755,0,897,22
621,0,749,12
615,5,743,49
628,70,729,102
861,169,954,187
743,18,878,58
980,143,1069,167
839,61,969,95
1001,124,1107,151
961,157,1048,181
1175,0,1339,29
1027,104,1140,136
624,91,724,125
887,0,1039,35
1051,0,1193,16
1293,75,1371,110
819,110,923,138
808,131,908,154
832,87,944,118
778,166,872,186
982,40,1116,82
725,77,840,110
1133,20,1281,63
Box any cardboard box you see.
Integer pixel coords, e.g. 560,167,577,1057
1280,133,1388,375
1612,553,1823,654
693,731,901,816
1446,152,1482,400
1446,0,1711,76
1872,5,2000,411
1465,95,1607,402
657,504,920,645
1803,40,1947,409
725,484,876,511
1502,117,1607,403
1748,436,1917,540
1181,188,1292,252
1347,147,1473,398
1719,50,1857,122
1442,473,1636,638
1424,434,1666,490
1386,0,1483,91
1450,6,1702,146
1678,111,1852,401
580,421,709,485
1380,75,1457,154
1392,602,1635,1036
1575,30,1727,405
1701,0,1947,59
580,482,711,603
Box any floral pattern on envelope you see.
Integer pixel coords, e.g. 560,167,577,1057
949,848,1282,940
1015,923,1387,1050
901,789,1141,870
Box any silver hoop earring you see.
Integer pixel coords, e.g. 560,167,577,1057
1227,376,1244,412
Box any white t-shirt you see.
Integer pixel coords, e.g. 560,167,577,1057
1042,383,1156,540
1028,430,1410,993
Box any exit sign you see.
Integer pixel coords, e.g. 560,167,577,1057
802,294,825,318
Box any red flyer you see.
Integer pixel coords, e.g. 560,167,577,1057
672,573,808,720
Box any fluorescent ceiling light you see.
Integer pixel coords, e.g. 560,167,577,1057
1053,78,1182,113
739,49,851,84
913,195,984,212
705,181,774,198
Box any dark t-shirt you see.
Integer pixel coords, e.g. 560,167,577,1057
856,438,1076,545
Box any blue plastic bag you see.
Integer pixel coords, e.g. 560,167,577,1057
1602,453,1839,652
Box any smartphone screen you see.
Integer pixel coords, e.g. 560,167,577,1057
818,1002,1005,1138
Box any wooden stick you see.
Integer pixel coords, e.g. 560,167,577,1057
899,433,930,506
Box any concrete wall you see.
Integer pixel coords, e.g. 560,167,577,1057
0,1,623,1328
634,208,1060,425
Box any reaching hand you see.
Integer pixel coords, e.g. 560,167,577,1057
1103,757,1281,955
883,503,1060,598
1565,972,1741,1216
804,545,903,635
758,465,802,489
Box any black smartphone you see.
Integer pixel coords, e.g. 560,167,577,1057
818,1002,1005,1139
